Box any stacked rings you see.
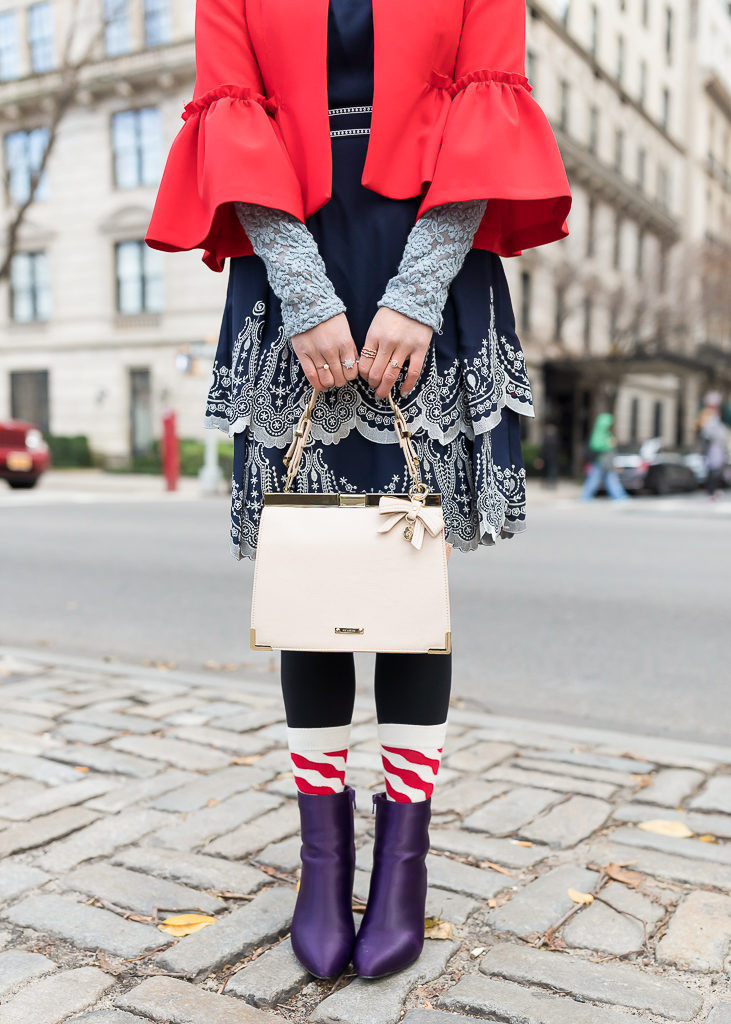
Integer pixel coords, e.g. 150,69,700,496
361,347,378,359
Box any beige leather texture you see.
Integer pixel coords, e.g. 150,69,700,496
250,499,451,654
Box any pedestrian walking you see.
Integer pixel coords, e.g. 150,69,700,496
579,412,629,502
146,0,571,981
697,391,728,500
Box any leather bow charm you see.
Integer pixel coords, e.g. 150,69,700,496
377,496,444,550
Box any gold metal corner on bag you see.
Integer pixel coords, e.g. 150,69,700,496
428,631,452,655
250,628,273,652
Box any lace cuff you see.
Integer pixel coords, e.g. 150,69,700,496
377,199,488,333
234,202,346,338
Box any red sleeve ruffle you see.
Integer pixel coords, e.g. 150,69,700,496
417,70,571,256
145,85,304,272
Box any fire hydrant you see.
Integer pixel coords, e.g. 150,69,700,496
161,410,180,492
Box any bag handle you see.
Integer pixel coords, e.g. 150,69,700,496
283,386,429,500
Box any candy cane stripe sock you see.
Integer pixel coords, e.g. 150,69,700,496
287,724,351,795
378,721,447,802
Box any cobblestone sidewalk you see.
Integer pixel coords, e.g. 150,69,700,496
0,647,729,1024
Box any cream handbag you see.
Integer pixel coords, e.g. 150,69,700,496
250,388,451,654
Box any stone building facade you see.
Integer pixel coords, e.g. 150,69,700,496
0,0,728,470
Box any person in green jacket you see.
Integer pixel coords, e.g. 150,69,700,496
579,412,629,501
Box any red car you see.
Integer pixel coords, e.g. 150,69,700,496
0,419,51,488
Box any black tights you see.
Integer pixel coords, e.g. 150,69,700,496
280,651,452,728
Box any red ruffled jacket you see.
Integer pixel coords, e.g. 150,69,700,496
145,0,572,272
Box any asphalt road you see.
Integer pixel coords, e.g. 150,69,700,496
1,481,729,744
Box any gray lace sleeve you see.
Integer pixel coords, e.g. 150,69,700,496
377,199,488,333
234,201,346,339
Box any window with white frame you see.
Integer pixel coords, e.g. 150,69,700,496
112,107,162,188
10,251,51,322
0,10,20,80
143,0,171,46
104,0,131,57
115,240,163,315
4,128,50,204
28,2,55,73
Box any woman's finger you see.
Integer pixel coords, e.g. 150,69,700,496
315,344,345,387
358,341,379,381
338,340,360,382
373,346,406,399
299,351,331,392
400,345,427,396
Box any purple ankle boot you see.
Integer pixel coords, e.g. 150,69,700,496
353,792,431,978
290,785,356,979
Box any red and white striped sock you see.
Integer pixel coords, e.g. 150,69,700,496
286,724,351,795
378,721,447,802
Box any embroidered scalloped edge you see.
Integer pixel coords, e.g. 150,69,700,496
181,85,278,121
204,380,535,447
447,68,532,98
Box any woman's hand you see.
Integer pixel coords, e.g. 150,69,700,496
359,307,432,399
291,313,359,391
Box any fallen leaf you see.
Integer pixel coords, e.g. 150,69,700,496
74,766,90,773
487,898,497,909
697,834,718,844
424,918,453,939
605,862,643,888
206,798,219,808
230,755,262,766
631,774,654,788
637,819,693,838
514,840,533,847
470,947,486,958
567,888,594,905
157,913,216,937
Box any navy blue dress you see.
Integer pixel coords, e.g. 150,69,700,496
205,0,536,559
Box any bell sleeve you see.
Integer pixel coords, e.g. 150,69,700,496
417,0,572,257
145,0,304,272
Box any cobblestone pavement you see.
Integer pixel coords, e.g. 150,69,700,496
0,647,729,1024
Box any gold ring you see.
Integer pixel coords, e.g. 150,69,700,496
318,363,330,371
361,347,378,359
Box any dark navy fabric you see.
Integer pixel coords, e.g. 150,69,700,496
205,0,536,558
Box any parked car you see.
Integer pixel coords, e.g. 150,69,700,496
613,438,698,495
0,419,51,488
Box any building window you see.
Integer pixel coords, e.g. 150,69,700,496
636,227,645,276
613,211,622,269
526,49,536,89
590,4,599,58
28,2,55,73
586,195,596,257
104,0,131,57
642,0,650,28
0,10,20,80
661,87,671,131
582,294,593,352
658,244,668,292
653,400,663,438
4,128,50,204
637,147,646,190
559,79,570,132
658,164,670,208
588,104,599,153
520,270,531,333
144,0,171,47
614,128,624,173
115,240,163,315
664,6,673,63
629,397,639,442
617,34,625,83
554,284,565,341
639,59,647,105
10,251,51,323
112,107,162,188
